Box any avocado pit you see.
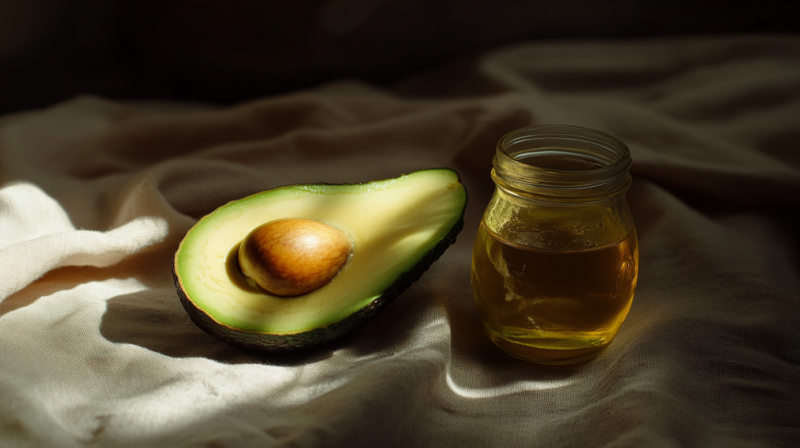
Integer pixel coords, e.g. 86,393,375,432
238,218,353,296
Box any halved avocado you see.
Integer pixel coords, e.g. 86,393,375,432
172,168,467,351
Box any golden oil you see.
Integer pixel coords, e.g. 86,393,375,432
472,222,638,364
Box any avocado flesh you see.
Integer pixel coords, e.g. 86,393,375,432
173,169,467,351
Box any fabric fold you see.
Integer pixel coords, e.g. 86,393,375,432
0,182,169,302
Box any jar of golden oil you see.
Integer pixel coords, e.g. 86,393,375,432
472,125,638,365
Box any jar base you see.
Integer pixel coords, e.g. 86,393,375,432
486,330,611,365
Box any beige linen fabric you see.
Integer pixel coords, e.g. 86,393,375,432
1,36,799,447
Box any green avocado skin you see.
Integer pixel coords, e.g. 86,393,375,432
172,169,467,352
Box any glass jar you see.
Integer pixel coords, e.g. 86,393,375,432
472,125,638,365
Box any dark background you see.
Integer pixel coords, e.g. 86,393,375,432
1,0,797,115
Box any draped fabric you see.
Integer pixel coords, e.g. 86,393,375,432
1,36,798,447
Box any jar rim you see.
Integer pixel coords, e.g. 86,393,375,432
493,125,632,201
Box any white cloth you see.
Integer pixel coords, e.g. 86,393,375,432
1,36,798,447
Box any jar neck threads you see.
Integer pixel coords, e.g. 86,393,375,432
492,125,632,202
